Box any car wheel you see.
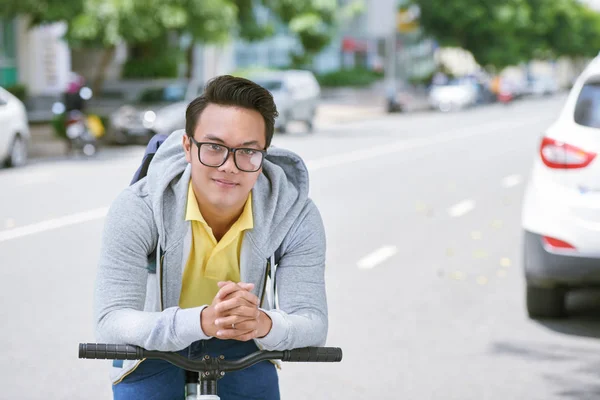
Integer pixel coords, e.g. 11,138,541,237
387,101,401,113
276,113,290,134
7,134,27,168
83,143,97,157
526,285,566,319
306,119,315,133
439,102,452,112
276,123,287,134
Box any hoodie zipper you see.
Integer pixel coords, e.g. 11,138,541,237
257,259,281,370
159,251,165,311
259,259,271,307
112,359,146,385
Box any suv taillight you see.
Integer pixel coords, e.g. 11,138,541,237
542,236,576,251
540,137,596,169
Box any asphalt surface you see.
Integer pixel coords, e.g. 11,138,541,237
2,94,600,399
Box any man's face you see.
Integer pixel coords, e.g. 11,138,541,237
183,103,266,212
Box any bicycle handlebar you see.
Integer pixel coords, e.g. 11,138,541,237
79,343,342,373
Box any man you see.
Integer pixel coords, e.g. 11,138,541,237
94,75,328,399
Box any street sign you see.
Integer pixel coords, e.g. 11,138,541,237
397,5,420,33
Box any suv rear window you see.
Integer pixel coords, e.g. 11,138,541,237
574,81,600,128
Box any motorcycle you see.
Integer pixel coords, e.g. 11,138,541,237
52,86,104,157
497,80,515,105
64,109,100,156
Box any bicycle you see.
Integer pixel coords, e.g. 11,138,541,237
79,343,343,399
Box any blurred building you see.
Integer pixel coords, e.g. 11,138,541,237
1,17,71,95
3,1,434,91
74,0,436,84
224,0,436,81
0,18,17,87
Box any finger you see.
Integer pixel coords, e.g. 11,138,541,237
218,281,253,290
222,289,259,305
218,298,256,313
216,304,259,320
215,282,244,300
216,328,258,341
214,315,258,328
238,282,255,291
233,330,260,342
215,298,259,315
215,321,258,335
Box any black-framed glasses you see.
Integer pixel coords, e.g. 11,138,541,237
189,136,267,172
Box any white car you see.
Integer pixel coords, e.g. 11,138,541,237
0,86,29,167
522,57,600,318
527,76,560,97
107,80,203,145
428,80,478,112
248,70,320,133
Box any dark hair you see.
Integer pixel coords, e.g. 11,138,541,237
185,75,278,148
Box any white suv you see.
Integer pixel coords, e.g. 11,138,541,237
0,86,29,168
248,70,320,133
522,57,600,318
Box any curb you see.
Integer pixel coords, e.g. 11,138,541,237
28,123,68,160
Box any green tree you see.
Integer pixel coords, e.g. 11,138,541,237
411,0,600,70
1,0,365,87
0,0,84,25
69,0,237,88
260,0,364,68
412,0,532,69
0,0,237,89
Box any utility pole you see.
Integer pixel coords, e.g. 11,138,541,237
385,2,398,101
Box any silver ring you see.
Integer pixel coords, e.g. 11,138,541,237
232,323,235,329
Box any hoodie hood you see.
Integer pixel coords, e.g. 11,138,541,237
145,129,310,257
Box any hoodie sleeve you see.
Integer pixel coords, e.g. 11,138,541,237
256,200,328,350
94,187,210,352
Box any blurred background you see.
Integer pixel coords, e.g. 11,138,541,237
3,0,600,399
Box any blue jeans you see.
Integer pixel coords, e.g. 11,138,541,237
113,338,280,400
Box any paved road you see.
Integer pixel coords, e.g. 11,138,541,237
2,95,600,399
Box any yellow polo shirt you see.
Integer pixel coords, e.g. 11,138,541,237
179,182,253,309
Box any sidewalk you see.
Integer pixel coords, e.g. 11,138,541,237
28,123,68,160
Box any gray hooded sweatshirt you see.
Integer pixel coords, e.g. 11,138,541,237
94,129,328,383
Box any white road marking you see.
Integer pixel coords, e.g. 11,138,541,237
501,174,523,188
448,199,475,217
0,207,109,243
357,246,398,269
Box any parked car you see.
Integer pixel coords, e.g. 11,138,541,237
385,81,430,113
428,79,478,112
522,56,600,318
106,80,202,144
0,86,30,167
247,70,320,133
526,76,560,97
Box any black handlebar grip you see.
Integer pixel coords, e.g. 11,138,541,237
79,343,144,360
283,347,343,362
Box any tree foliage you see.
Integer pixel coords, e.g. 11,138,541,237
0,0,363,77
411,0,600,69
251,0,364,67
